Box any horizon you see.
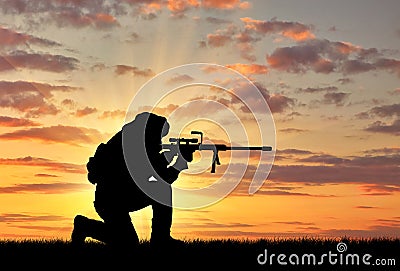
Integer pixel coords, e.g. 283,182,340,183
0,0,399,241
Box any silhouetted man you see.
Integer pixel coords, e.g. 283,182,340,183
71,112,193,249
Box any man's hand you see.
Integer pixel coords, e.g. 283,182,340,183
180,148,195,162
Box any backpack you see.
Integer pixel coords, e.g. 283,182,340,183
86,142,111,185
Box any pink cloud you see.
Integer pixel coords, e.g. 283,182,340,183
0,80,81,117
368,104,400,118
357,104,400,136
114,64,155,77
0,80,82,98
52,10,120,29
0,0,120,29
0,93,60,117
267,43,335,74
269,164,399,186
267,94,296,113
375,58,400,77
267,39,400,77
321,92,350,106
0,0,250,25
206,32,233,47
0,51,79,73
0,26,61,48
238,82,296,114
241,17,315,41
266,151,400,188
204,18,316,61
364,119,400,136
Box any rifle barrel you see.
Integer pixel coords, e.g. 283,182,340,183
227,146,272,151
162,143,272,152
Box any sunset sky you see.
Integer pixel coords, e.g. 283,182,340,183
0,0,399,241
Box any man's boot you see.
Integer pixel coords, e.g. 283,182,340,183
71,214,109,246
150,218,184,249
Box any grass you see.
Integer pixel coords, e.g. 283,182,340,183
0,237,398,270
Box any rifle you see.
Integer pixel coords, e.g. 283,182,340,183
162,131,272,173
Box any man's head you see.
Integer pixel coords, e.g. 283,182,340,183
134,112,170,142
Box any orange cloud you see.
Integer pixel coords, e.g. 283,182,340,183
206,33,232,47
75,106,98,117
0,116,41,127
235,42,256,62
94,13,118,24
35,173,59,178
202,0,250,10
335,41,361,54
166,74,195,84
281,29,315,41
279,128,308,134
167,0,200,16
61,99,76,109
205,24,238,49
0,156,85,174
359,184,400,196
0,182,90,194
135,2,162,19
138,104,180,116
226,63,268,76
0,125,105,145
134,0,250,18
0,213,67,222
99,109,126,119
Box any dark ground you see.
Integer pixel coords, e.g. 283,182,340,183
0,237,398,270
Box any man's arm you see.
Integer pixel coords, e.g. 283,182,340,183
150,153,188,184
